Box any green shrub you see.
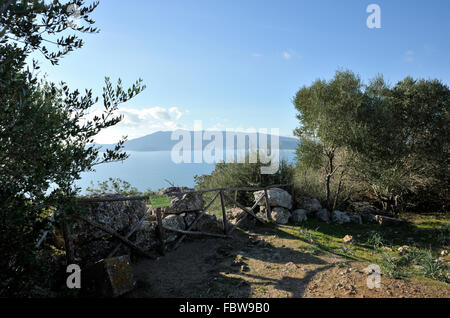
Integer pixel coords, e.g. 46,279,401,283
86,178,154,197
194,155,294,209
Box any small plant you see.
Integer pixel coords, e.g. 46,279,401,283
402,247,427,265
379,253,409,279
335,261,349,268
366,232,384,248
435,228,449,246
306,244,320,255
340,244,354,256
420,250,445,280
298,228,316,244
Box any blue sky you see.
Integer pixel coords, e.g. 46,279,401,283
38,0,450,143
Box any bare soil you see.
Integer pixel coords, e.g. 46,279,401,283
129,224,450,298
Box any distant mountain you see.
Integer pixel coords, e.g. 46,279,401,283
98,130,299,152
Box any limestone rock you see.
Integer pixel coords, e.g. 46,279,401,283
195,214,223,234
253,188,292,209
226,208,256,228
271,207,291,224
71,194,147,245
183,212,198,228
331,210,351,223
156,187,204,215
68,193,148,265
83,255,135,297
162,214,186,243
291,209,308,224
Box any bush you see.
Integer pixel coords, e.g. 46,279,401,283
194,155,294,209
86,178,154,197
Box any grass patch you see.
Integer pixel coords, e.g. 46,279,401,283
274,211,449,284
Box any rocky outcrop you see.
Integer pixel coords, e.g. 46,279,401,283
315,208,330,223
331,210,351,223
156,187,204,215
291,209,308,223
253,188,292,209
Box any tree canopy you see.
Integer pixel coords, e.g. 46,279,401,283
294,70,449,212
0,0,145,295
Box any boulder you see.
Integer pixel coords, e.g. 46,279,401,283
82,255,136,297
226,208,257,228
271,207,291,224
183,212,198,228
162,214,186,243
71,194,147,245
226,208,246,223
195,214,223,234
156,187,204,215
69,194,148,265
315,208,330,222
133,219,158,251
253,188,292,209
331,210,351,223
298,197,322,216
291,209,308,224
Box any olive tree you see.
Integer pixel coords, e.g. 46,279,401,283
293,70,364,210
0,0,145,295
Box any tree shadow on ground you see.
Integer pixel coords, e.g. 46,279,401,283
129,225,340,298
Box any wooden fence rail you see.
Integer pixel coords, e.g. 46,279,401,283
44,183,294,264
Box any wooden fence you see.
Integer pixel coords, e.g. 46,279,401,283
43,183,294,264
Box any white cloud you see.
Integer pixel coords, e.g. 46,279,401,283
282,51,292,60
282,49,301,60
85,106,189,144
404,50,415,63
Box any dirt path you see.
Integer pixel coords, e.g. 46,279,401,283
129,225,449,298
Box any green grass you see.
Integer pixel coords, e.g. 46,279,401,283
276,211,449,284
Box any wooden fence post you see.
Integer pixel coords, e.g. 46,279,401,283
220,191,228,234
62,216,75,265
264,189,272,221
155,208,165,256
